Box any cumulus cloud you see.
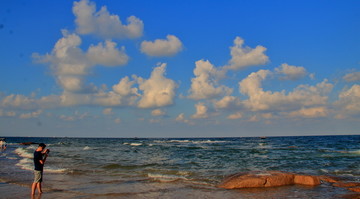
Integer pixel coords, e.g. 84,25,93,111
87,40,129,66
114,118,121,124
103,108,113,115
141,35,183,57
59,111,90,121
191,102,209,119
137,63,177,108
227,112,242,120
112,76,139,97
335,84,360,117
175,113,186,122
188,60,232,100
73,0,143,39
343,72,360,82
151,109,166,116
0,109,16,117
288,107,328,118
175,113,194,125
0,94,60,110
214,96,242,109
239,69,333,112
275,63,307,80
34,30,128,93
19,110,43,119
225,37,269,70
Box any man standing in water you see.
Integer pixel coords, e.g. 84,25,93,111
31,143,49,195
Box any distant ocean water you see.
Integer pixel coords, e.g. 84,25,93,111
0,135,359,198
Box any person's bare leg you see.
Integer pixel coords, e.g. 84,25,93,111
31,182,37,195
36,182,42,194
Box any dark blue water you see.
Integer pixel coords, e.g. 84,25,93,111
0,135,359,198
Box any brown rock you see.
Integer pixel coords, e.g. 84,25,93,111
334,182,360,188
218,172,267,189
348,187,360,193
218,171,325,189
264,172,295,187
218,171,295,189
319,176,339,183
294,175,321,186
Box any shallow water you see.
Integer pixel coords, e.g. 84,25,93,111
0,135,359,198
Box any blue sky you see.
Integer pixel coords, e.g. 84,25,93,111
1,0,360,137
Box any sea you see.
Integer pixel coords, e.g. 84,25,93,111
0,135,359,198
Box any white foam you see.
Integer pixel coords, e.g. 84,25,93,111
83,146,91,150
45,167,67,173
130,143,142,146
348,149,360,155
123,143,142,146
169,140,191,143
15,158,33,171
14,148,33,159
148,173,188,182
193,140,227,144
166,140,227,144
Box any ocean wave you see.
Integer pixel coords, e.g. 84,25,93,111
83,146,91,150
15,157,68,173
154,140,228,145
15,158,33,171
14,148,33,159
147,173,188,182
45,167,68,173
347,149,360,155
123,143,143,146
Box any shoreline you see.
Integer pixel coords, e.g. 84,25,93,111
0,181,30,199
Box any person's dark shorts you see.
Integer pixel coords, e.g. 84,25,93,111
34,170,43,183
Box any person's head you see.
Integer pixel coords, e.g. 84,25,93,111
38,143,46,149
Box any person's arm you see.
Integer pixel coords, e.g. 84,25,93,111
39,151,48,164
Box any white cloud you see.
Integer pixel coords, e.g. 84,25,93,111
175,113,193,125
73,0,143,39
59,111,90,121
19,110,43,119
288,107,328,118
225,37,269,70
175,113,186,122
343,72,360,82
239,69,333,112
93,91,128,107
275,63,307,80
141,35,183,57
151,109,166,116
227,112,242,120
191,102,208,119
112,76,139,97
0,94,61,110
137,63,177,108
188,60,232,100
87,40,129,66
261,113,274,119
34,30,128,93
248,115,259,122
335,84,360,117
103,108,113,115
214,96,241,109
0,109,16,117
